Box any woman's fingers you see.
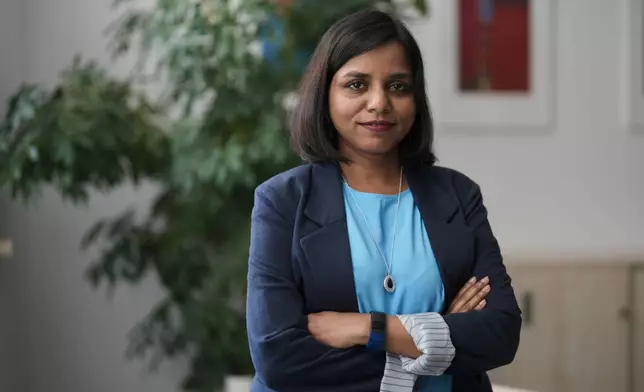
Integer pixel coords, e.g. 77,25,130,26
474,299,487,311
449,280,472,312
457,276,477,297
448,277,477,312
463,285,490,311
449,276,490,313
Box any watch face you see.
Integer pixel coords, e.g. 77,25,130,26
371,312,387,331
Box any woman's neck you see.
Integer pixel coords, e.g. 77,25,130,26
339,153,407,195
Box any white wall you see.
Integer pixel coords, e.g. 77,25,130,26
421,0,644,258
0,0,642,391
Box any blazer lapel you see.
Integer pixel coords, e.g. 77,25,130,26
404,163,472,310
299,162,474,315
300,163,360,313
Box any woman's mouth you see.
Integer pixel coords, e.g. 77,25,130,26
359,120,396,132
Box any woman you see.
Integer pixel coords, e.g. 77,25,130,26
246,8,521,392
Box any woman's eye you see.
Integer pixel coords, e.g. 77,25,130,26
390,82,408,91
347,81,366,90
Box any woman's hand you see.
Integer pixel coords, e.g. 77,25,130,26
448,276,490,314
307,277,490,348
307,312,370,348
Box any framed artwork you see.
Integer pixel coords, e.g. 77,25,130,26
623,0,644,131
432,0,555,129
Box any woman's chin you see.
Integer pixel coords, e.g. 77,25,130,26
339,138,400,159
356,146,398,158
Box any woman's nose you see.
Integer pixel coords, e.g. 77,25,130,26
366,87,392,114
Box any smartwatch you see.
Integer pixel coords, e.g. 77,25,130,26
366,311,387,351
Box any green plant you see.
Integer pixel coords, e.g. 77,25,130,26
0,1,428,391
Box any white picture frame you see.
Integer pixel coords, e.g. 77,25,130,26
622,0,644,132
429,0,556,130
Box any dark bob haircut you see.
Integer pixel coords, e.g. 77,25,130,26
288,8,436,165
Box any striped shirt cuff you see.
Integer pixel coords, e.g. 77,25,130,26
379,313,455,392
398,312,455,375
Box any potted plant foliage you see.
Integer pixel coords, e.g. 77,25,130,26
0,0,428,391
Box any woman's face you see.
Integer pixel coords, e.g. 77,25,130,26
329,42,416,160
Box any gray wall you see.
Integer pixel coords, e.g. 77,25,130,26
1,0,186,391
0,0,24,390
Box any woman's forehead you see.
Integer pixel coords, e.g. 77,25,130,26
335,43,411,77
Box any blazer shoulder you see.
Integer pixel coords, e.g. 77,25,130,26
256,163,312,196
429,165,481,194
254,163,313,215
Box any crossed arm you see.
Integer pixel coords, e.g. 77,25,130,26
306,276,491,359
246,181,521,390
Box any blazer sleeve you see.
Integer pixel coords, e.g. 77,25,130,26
442,175,522,376
246,185,382,390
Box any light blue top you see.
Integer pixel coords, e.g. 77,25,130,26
343,183,452,392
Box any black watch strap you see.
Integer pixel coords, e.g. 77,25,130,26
366,311,387,351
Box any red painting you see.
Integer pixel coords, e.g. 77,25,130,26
459,0,530,92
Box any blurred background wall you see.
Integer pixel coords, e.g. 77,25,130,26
0,0,642,391
0,1,25,391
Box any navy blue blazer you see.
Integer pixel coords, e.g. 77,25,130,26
246,162,522,392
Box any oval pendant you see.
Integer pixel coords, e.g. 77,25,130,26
384,275,396,293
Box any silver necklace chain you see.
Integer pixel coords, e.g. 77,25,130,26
343,168,403,292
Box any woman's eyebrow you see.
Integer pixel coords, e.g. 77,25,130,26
339,71,411,79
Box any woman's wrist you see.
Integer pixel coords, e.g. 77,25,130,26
355,313,371,346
